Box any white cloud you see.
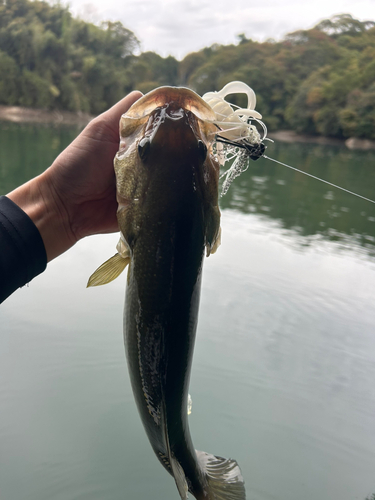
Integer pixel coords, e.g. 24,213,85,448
70,0,375,59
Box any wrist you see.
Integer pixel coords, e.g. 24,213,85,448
8,171,76,262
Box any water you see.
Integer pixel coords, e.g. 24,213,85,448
1,123,375,500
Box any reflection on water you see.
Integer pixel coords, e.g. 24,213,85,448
1,123,374,257
1,123,375,500
220,140,375,257
2,123,374,258
0,122,81,194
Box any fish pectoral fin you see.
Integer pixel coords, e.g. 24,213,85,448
196,450,246,500
206,226,221,257
87,253,130,287
205,203,221,257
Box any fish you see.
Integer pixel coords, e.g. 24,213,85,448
88,86,246,500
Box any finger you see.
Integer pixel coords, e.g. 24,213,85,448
102,91,143,136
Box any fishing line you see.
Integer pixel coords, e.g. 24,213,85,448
263,155,375,205
203,81,375,205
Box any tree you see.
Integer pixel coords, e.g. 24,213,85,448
0,50,20,104
0,0,139,112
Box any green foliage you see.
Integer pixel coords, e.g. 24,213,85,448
183,26,341,133
315,13,375,36
181,14,375,139
0,4,374,141
0,50,20,104
284,25,375,138
0,0,140,113
124,52,179,93
19,68,57,107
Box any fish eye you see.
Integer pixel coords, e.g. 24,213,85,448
138,137,151,161
197,140,207,162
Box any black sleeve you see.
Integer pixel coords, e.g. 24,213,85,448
0,195,47,303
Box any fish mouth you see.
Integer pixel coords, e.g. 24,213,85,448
124,86,216,123
118,86,217,155
138,102,208,162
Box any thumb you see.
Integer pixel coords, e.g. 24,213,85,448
101,91,143,138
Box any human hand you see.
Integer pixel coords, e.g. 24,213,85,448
8,91,142,262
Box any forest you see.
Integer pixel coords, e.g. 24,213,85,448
0,0,375,139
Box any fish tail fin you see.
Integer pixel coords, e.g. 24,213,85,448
87,253,129,287
196,450,246,500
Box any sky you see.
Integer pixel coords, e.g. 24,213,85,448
68,0,375,59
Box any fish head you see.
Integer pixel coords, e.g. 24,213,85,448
136,102,208,166
114,86,221,256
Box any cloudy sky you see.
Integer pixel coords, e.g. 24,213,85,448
69,0,375,59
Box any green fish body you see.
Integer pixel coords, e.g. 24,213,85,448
88,87,245,500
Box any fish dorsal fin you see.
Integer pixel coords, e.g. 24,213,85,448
87,253,130,287
196,450,246,500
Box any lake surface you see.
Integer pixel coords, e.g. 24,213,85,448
1,122,375,500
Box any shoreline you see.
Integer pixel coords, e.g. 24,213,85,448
268,130,343,146
0,105,93,126
268,130,375,150
0,105,374,150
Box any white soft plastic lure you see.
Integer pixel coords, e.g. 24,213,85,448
202,81,264,143
202,81,375,204
202,81,269,195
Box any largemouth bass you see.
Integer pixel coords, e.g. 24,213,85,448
88,87,245,500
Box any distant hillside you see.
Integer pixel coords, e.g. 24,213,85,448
1,0,374,140
0,0,139,113
177,14,375,140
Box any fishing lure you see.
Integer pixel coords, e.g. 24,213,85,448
203,81,375,204
202,81,269,195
